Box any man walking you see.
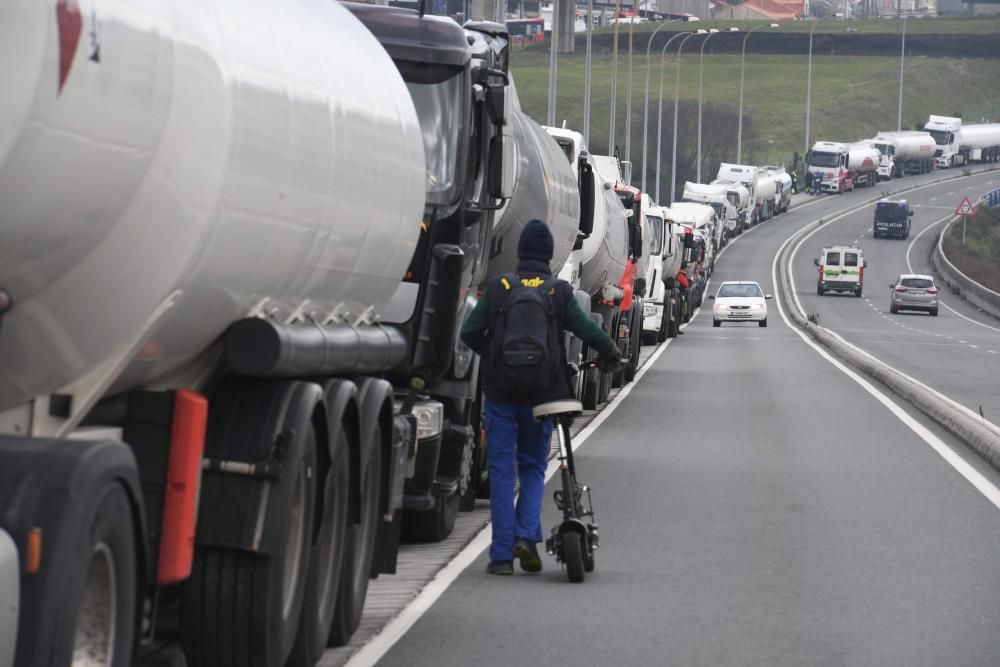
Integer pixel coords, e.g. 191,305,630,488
461,219,620,575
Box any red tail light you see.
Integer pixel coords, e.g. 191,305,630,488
895,286,907,293
818,267,824,280
927,288,939,294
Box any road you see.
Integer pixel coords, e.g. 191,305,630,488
792,170,1000,426
349,168,1000,667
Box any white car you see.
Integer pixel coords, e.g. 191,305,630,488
710,281,772,327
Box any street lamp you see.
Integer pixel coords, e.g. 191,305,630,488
624,0,638,180
670,31,701,205
737,23,779,164
654,31,691,202
546,0,560,127
897,15,907,131
804,15,834,158
583,0,594,145
609,0,622,152
640,20,684,193
697,29,738,183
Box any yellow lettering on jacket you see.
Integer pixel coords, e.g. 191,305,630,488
520,277,544,287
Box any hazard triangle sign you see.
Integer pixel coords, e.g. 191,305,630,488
955,197,976,216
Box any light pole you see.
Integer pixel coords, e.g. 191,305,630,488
670,31,701,205
804,16,834,159
641,19,684,194
654,31,691,202
697,29,738,183
583,0,593,145
897,15,907,131
609,0,622,151
546,0,559,127
737,23,779,164
624,0,638,180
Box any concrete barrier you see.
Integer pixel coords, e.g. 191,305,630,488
777,219,1000,473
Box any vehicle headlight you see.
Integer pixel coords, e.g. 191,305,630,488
412,401,444,439
643,303,657,317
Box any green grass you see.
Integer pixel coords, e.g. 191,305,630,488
580,16,1000,36
943,206,1000,292
510,47,1000,168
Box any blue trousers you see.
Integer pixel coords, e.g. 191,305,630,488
484,399,555,562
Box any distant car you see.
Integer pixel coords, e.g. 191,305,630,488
890,274,939,315
710,280,772,327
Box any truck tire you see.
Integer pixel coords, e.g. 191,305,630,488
30,483,139,667
289,427,350,667
598,367,612,406
328,427,383,647
182,425,317,667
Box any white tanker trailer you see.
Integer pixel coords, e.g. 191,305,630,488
869,130,936,178
960,123,1000,163
488,82,579,278
715,163,776,224
0,3,515,667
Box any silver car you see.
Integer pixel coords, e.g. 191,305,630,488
889,274,939,316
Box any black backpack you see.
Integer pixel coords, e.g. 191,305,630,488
488,274,563,395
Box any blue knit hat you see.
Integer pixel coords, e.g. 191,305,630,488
517,219,554,262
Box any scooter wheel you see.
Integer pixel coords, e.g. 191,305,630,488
562,532,585,583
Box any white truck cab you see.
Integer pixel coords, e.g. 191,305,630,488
924,115,966,168
815,245,867,297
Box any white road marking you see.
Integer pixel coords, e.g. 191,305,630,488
345,307,700,666
774,235,1000,510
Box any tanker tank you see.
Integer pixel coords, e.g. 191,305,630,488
486,79,579,277
0,0,426,413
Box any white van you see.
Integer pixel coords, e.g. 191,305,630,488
815,245,866,297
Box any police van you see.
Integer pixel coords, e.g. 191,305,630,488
814,245,866,297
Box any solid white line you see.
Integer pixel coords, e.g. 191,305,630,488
906,216,1000,332
345,314,692,667
772,235,1000,510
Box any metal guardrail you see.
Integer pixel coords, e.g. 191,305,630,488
979,187,1000,209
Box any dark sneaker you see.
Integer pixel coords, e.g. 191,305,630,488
486,560,514,576
513,539,543,573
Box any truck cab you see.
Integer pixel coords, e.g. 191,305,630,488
873,199,913,239
806,142,849,193
924,115,966,169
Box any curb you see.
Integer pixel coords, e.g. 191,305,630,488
777,218,1000,473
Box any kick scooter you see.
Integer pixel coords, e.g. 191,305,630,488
533,365,600,583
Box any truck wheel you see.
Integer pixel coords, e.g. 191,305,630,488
328,428,383,647
598,368,612,406
817,285,824,296
289,427,350,667
65,484,139,667
855,286,863,298
182,425,316,667
403,490,459,543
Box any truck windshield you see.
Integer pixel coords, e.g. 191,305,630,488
927,129,951,146
873,143,893,156
405,69,465,206
644,215,663,256
809,152,840,168
875,202,906,222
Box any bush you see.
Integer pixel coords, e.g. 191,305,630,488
942,207,1000,292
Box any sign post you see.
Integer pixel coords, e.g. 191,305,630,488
955,196,976,246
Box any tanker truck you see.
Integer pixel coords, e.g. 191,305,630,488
592,155,647,387
682,182,738,243
763,166,793,214
659,216,697,338
924,115,1000,167
0,4,514,667
869,130,935,179
665,203,720,278
714,163,776,224
543,132,631,409
805,141,879,193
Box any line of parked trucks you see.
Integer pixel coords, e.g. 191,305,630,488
0,5,720,667
805,116,1000,194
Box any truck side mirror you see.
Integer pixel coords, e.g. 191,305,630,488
863,260,868,268
486,82,506,126
908,210,913,216
634,277,647,298
578,163,595,238
814,258,820,266
684,231,695,250
628,222,643,259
